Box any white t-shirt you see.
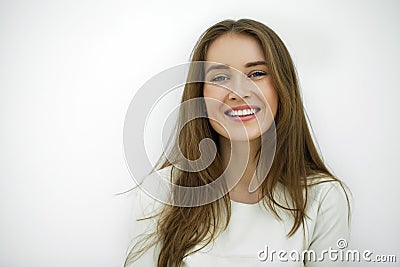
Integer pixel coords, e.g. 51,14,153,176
127,166,350,267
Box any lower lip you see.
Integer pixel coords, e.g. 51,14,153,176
226,112,258,122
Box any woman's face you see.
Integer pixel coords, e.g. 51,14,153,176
203,33,278,141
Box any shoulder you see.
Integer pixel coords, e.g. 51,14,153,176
305,175,351,229
125,168,175,266
304,176,351,260
273,175,350,215
306,175,350,214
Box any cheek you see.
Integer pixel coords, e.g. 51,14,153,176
203,84,225,99
267,91,279,117
203,85,226,113
259,81,278,118
203,85,229,136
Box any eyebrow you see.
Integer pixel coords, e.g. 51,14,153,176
205,64,229,73
244,61,267,68
206,61,267,73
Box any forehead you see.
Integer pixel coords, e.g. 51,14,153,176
205,33,266,67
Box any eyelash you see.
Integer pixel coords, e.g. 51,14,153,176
211,75,229,82
248,71,267,79
210,71,267,82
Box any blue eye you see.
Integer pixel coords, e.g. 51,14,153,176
248,71,267,79
211,75,229,82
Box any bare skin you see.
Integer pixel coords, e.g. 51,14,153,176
219,136,263,204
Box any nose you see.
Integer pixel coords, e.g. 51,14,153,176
228,90,250,101
228,76,252,101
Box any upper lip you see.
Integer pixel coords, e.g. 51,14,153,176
224,105,261,115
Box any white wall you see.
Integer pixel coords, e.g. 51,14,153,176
1,0,399,266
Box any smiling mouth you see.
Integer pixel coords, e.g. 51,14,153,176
224,107,261,117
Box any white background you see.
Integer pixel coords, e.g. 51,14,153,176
1,0,399,266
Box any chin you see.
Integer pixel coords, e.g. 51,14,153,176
209,121,264,141
218,129,262,142
230,134,261,142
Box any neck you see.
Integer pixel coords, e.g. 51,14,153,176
218,135,261,200
219,136,260,167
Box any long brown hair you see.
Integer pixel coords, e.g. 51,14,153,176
125,18,349,267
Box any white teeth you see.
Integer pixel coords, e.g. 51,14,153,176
228,108,257,117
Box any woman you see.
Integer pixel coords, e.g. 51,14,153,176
126,18,350,267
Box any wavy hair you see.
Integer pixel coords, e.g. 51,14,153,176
125,18,350,267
